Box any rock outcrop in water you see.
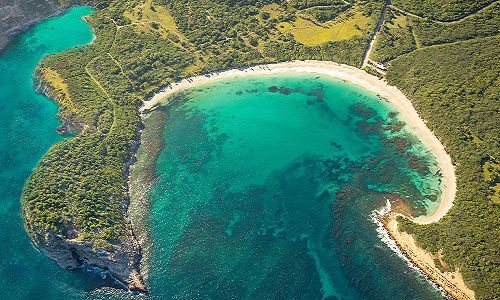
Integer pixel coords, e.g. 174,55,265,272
0,0,63,52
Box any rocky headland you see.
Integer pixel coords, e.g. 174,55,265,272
22,62,147,294
24,221,147,293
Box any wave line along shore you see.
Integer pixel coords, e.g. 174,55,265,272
140,60,472,299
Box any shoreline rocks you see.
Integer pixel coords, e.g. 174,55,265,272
27,225,147,293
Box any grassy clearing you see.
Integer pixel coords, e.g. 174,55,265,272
40,67,77,116
124,0,187,43
386,12,408,29
301,5,350,23
260,3,284,20
278,7,371,45
491,184,500,204
42,67,70,97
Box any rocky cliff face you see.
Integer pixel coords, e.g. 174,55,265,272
27,223,147,293
0,0,64,51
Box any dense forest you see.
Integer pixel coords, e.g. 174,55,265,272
411,2,500,46
391,36,499,299
21,0,499,298
373,2,499,300
390,0,496,21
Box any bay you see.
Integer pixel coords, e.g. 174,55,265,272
141,75,445,299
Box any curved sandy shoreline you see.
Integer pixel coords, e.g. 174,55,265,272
139,59,469,297
142,60,456,224
381,214,475,300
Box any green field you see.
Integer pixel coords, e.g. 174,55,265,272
277,6,376,45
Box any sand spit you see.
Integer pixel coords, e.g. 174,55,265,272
381,213,475,300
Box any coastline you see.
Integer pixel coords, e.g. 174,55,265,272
140,60,468,298
0,6,67,54
21,7,148,293
379,212,475,300
129,109,168,280
142,60,456,223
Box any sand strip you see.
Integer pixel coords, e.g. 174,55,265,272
381,213,475,300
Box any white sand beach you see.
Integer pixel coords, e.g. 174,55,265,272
142,60,456,225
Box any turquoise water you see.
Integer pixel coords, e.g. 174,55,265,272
144,76,445,299
0,6,122,299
